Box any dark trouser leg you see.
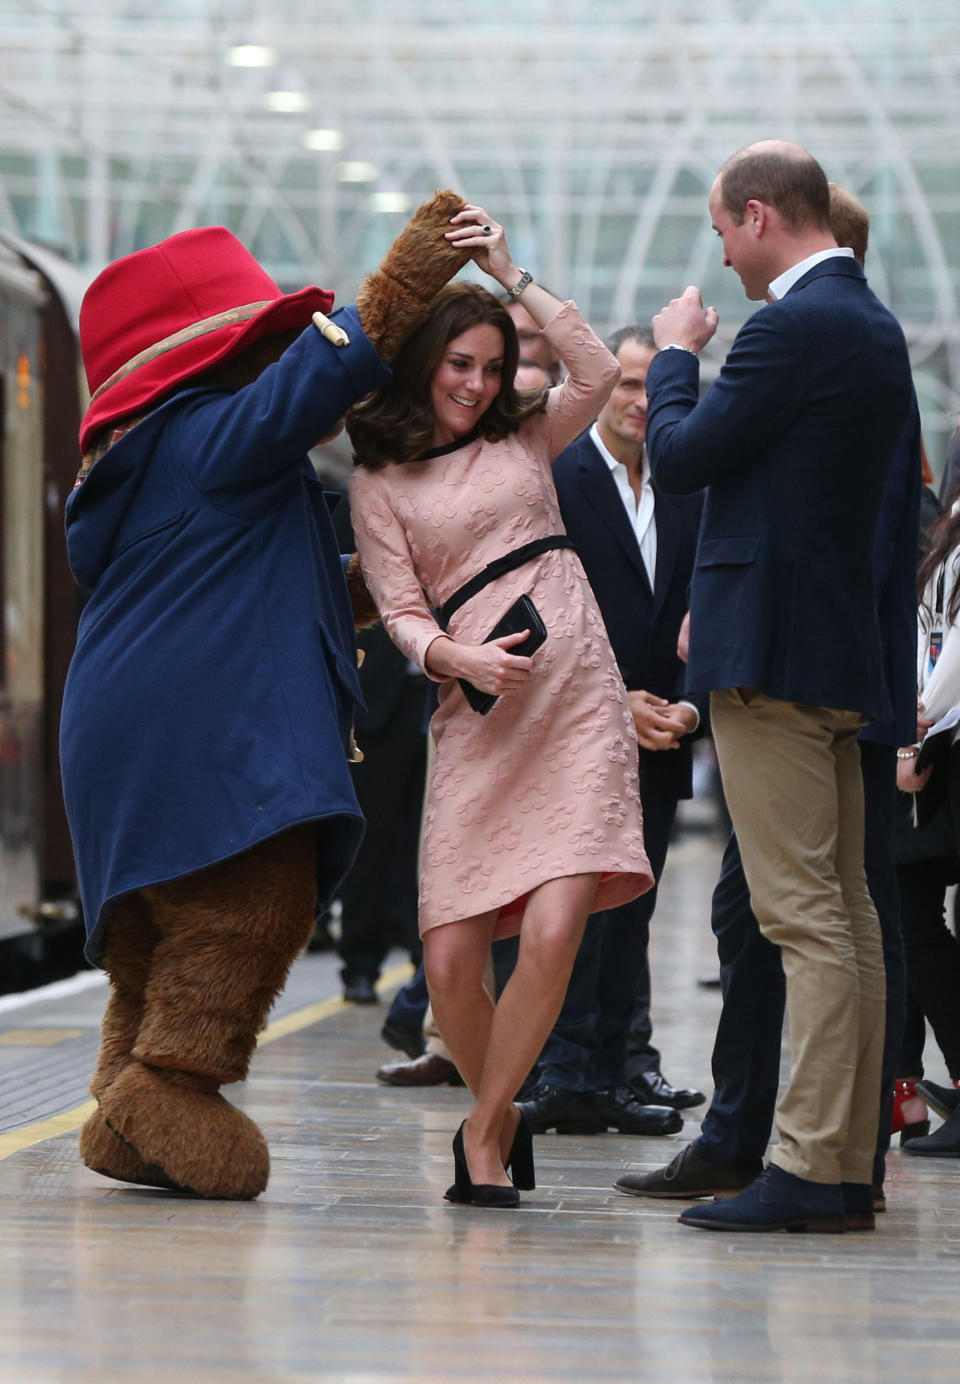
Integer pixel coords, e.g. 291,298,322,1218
897,854,960,1079
693,832,786,1165
535,918,604,1092
492,935,519,999
534,774,675,1092
620,783,678,1084
859,743,904,1188
899,996,928,1078
338,687,426,983
386,961,430,1033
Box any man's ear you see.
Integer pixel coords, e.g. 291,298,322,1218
744,199,767,237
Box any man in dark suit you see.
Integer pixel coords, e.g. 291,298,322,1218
635,142,913,1232
516,327,706,1138
615,185,921,1221
332,497,427,1004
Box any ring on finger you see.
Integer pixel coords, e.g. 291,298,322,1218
481,224,492,235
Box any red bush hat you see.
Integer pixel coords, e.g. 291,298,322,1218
78,226,335,453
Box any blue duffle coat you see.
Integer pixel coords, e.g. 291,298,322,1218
60,307,389,962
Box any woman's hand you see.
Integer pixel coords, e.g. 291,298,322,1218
425,630,533,695
445,206,518,290
628,690,691,750
897,750,933,794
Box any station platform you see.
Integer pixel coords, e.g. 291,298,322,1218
0,832,958,1382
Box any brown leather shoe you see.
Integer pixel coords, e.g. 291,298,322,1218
376,1052,464,1087
614,1143,763,1199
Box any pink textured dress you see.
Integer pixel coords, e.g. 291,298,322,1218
350,302,653,937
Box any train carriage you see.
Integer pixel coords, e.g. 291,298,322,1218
0,232,89,986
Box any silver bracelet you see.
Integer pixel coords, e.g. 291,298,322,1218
506,269,534,300
897,747,920,760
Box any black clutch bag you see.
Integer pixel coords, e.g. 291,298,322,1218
458,593,548,715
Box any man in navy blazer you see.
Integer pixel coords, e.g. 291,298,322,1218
638,142,914,1232
618,199,921,1222
517,328,705,1138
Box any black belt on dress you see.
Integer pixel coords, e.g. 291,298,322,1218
435,535,576,632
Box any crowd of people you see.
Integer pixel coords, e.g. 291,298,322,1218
60,138,960,1223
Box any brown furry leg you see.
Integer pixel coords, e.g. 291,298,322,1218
89,894,159,1099
80,894,175,1188
99,826,318,1200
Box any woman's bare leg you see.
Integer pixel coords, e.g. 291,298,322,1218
423,909,499,1097
467,874,600,1187
422,914,526,1167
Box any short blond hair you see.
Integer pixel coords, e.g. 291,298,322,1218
828,183,869,266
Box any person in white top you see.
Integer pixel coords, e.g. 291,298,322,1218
894,497,960,1154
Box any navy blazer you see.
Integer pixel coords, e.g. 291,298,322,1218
553,429,704,799
646,257,914,721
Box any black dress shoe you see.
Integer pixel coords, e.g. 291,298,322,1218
380,1019,425,1059
516,1084,607,1135
903,1102,960,1157
376,1053,464,1086
630,1071,706,1111
594,1087,683,1136
342,975,378,1004
916,1079,960,1121
615,1143,763,1198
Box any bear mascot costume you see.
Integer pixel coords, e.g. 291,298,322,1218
61,191,470,1198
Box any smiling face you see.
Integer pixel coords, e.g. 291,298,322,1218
598,337,658,455
708,176,770,301
429,323,505,446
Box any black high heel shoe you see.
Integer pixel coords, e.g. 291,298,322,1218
505,1108,535,1191
444,1122,520,1208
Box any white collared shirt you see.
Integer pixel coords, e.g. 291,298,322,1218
590,422,657,587
589,423,699,732
767,246,855,301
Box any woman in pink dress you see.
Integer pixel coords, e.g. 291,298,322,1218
349,206,652,1206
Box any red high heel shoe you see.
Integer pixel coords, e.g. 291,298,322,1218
892,1079,930,1145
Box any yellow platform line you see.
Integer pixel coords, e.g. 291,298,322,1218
0,959,414,1162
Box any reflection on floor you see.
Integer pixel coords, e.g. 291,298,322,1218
1,832,959,1382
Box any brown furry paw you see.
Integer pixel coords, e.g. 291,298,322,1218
80,1104,184,1191
99,1061,270,1200
355,189,470,361
345,553,380,629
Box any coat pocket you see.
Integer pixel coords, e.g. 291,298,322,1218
315,620,366,715
696,535,760,568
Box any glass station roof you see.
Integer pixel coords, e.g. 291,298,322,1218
2,0,960,461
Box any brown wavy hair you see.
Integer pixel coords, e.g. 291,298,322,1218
920,488,960,624
348,282,548,469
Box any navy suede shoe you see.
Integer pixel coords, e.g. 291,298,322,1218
678,1165,846,1233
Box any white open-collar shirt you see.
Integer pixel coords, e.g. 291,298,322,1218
589,422,657,588
588,422,700,729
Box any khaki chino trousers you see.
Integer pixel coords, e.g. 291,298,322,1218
710,688,886,1186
